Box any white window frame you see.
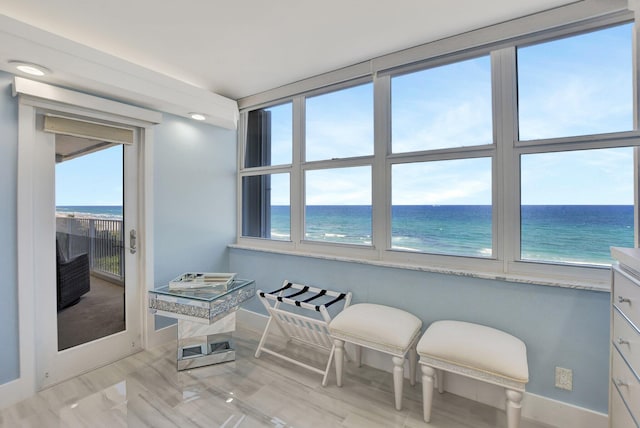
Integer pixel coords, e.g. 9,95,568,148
236,8,640,291
380,51,498,273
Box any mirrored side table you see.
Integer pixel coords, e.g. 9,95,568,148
148,279,255,370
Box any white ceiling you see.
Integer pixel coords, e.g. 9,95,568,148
0,0,578,125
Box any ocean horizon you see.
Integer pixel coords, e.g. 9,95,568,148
56,205,123,219
57,204,633,265
271,204,633,265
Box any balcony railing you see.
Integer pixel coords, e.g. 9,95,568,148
56,215,124,283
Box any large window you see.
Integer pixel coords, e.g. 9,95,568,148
238,16,639,286
390,55,494,259
516,23,634,267
242,102,293,241
303,83,374,246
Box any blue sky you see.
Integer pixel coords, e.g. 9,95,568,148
273,22,633,206
57,23,633,207
56,145,123,206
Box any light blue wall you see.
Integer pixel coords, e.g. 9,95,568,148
230,248,610,413
0,71,20,385
153,114,236,328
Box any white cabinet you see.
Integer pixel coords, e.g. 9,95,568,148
610,248,640,428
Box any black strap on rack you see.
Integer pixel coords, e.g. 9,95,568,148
316,293,346,312
259,282,293,298
260,283,347,312
302,289,326,303
279,286,309,303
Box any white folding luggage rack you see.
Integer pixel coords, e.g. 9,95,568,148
255,281,352,386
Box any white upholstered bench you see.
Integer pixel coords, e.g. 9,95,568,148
417,320,529,428
329,303,422,410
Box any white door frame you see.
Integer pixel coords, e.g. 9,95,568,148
35,124,142,389
6,77,162,404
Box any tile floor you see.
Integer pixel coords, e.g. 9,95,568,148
0,328,557,427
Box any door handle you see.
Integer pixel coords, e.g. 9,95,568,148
129,229,137,254
615,378,629,387
618,337,629,346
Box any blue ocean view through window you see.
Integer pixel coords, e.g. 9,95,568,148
271,205,633,265
520,205,633,265
61,204,633,265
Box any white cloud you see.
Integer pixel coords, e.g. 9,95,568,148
392,159,492,205
306,116,373,160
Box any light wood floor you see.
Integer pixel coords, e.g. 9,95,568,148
0,327,556,428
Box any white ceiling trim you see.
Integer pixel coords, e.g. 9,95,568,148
0,14,238,129
13,76,163,125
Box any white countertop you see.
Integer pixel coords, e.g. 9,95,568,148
611,247,640,272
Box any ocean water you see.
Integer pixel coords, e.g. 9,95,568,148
520,205,633,265
60,205,634,265
271,205,634,265
56,205,123,219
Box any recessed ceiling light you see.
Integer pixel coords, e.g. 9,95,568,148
189,112,206,121
8,61,51,76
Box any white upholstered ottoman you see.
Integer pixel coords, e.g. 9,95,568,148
329,303,422,410
417,320,529,428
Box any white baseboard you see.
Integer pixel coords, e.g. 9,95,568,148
237,308,608,428
521,392,607,428
0,376,33,409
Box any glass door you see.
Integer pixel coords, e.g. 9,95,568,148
55,138,126,350
36,118,141,389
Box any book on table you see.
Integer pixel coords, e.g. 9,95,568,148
168,272,237,290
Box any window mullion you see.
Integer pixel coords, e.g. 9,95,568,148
291,96,304,246
236,111,247,241
373,73,390,255
493,47,519,272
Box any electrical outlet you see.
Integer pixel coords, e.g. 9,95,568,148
555,367,573,391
